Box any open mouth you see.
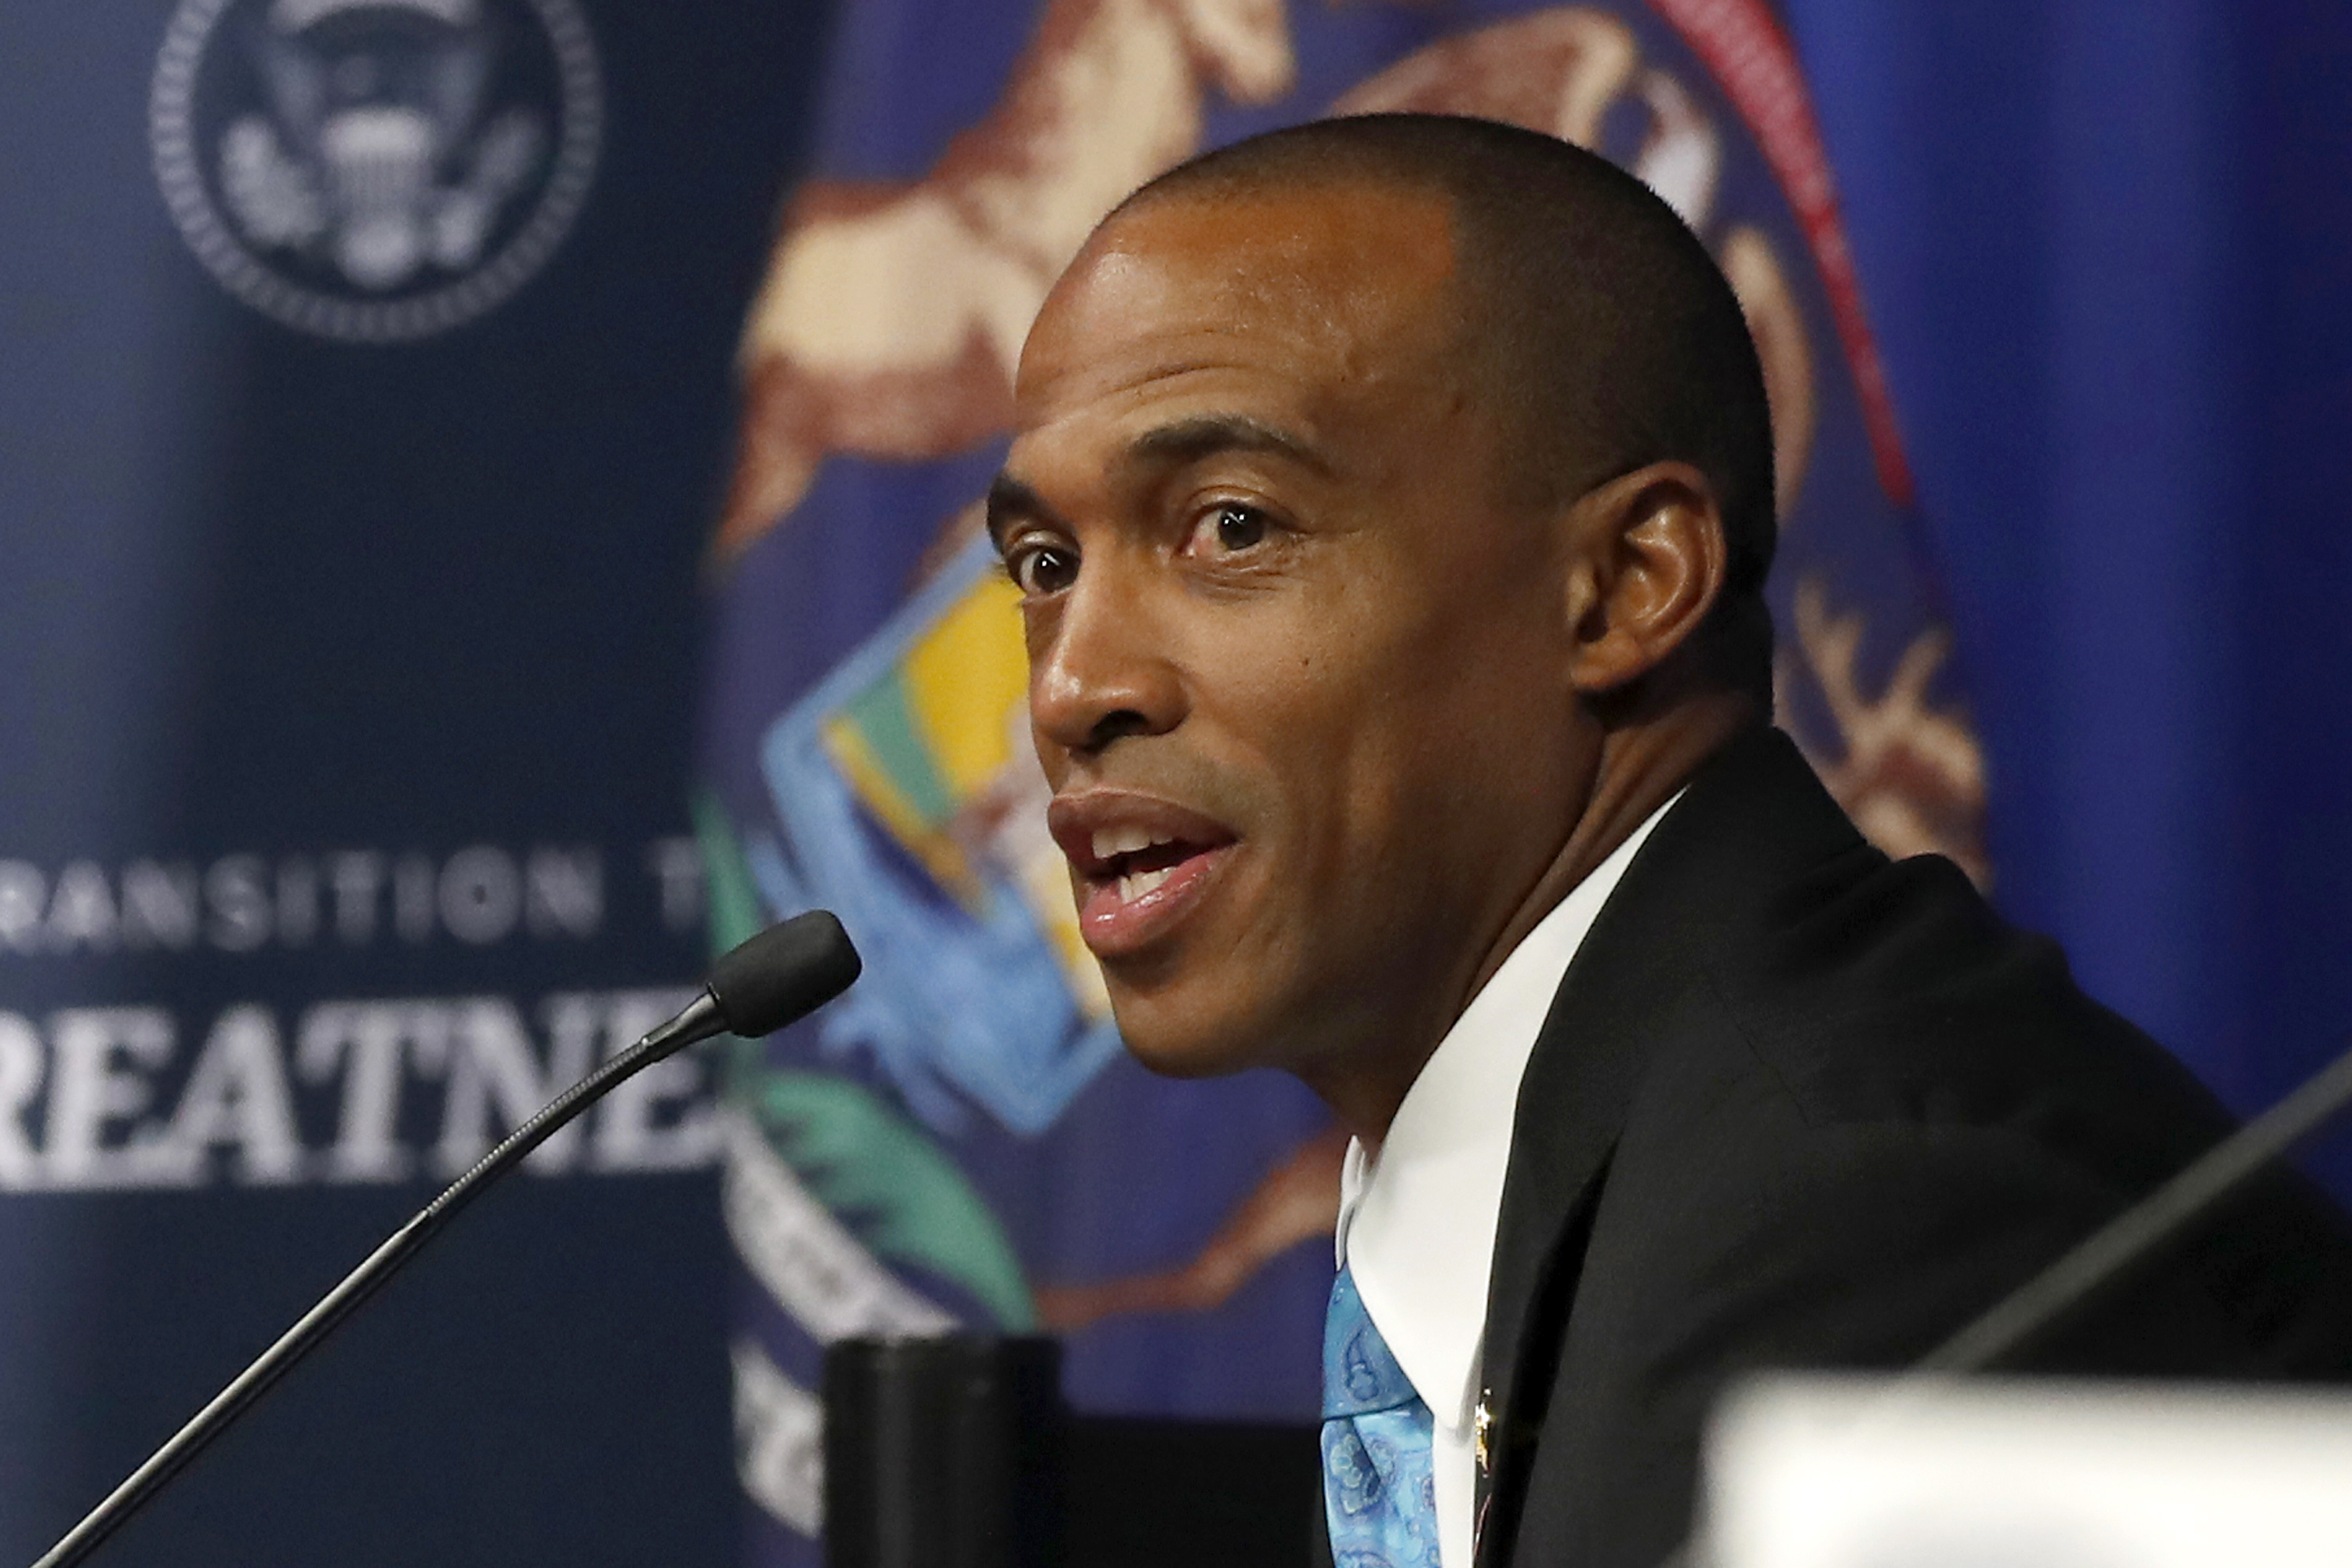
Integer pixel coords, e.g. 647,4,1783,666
1049,798,1240,959
1086,827,1217,905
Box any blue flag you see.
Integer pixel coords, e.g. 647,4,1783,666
695,2,1981,1555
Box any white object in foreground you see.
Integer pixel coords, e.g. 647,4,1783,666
1704,1374,2352,1568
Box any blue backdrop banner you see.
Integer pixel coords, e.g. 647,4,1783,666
0,1,826,1562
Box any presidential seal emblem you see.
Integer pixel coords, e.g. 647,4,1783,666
151,0,601,342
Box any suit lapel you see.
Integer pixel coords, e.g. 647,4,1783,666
1472,727,1871,1564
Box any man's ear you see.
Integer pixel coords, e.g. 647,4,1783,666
1558,460,1730,694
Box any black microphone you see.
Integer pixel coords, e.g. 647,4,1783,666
32,910,862,1568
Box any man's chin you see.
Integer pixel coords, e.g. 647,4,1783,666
1106,993,1279,1081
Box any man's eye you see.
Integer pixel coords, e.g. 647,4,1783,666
1190,503,1270,555
1007,543,1077,596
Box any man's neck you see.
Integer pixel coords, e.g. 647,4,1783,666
1472,694,1760,1001
1307,694,1764,1141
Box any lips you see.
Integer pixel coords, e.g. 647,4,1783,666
1047,792,1240,960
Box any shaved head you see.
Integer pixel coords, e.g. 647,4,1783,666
1116,113,1777,696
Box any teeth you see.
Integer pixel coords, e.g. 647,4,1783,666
1092,826,1159,860
1118,866,1173,902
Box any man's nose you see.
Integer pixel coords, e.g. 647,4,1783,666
1029,564,1186,758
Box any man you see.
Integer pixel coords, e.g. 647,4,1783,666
985,114,2352,1568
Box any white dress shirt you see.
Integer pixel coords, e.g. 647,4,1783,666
1333,796,1679,1568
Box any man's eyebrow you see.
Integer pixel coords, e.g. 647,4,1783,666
985,415,1329,550
1123,413,1333,477
985,472,1056,551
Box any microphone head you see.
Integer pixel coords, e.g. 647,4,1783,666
707,910,862,1038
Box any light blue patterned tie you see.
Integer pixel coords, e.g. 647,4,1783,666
1322,1263,1443,1568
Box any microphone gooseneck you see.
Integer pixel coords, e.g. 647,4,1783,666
1916,1033,2352,1376
1659,1031,2352,1568
32,910,861,1568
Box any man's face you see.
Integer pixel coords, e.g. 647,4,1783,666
993,181,1599,1091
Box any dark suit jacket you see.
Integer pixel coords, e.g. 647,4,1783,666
1472,726,2352,1568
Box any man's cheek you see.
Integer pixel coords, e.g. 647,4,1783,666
1028,722,1068,786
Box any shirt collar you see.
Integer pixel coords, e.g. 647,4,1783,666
1334,793,1681,1434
